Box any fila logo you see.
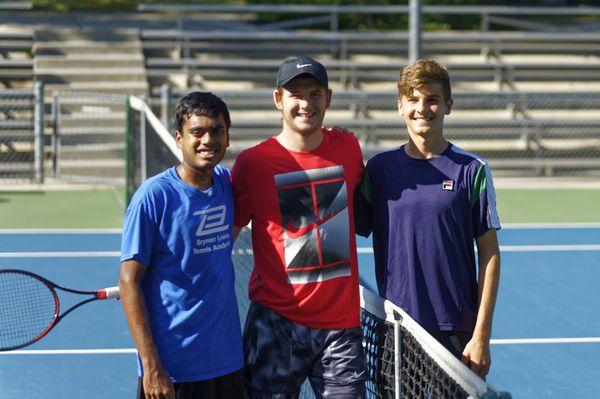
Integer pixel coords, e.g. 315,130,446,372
296,63,311,68
194,205,229,237
442,179,454,191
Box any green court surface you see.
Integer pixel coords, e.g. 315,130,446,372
0,187,598,228
0,188,124,229
496,189,600,224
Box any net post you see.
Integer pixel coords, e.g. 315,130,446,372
393,309,402,399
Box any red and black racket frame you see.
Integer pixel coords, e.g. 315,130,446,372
0,269,112,351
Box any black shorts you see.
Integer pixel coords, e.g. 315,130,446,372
136,368,245,399
243,301,367,399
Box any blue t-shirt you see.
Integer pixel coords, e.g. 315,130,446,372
355,144,500,332
121,165,243,382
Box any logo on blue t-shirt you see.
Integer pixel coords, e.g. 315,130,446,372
194,205,229,236
193,205,231,255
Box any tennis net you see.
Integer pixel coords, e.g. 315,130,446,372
125,95,510,399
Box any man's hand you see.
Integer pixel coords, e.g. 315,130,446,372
142,366,175,399
461,336,491,378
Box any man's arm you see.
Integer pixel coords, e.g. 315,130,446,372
119,260,175,399
353,169,373,238
462,228,501,378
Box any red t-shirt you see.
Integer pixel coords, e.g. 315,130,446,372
232,128,364,329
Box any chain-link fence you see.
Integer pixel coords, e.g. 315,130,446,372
4,85,600,183
1,87,129,186
156,86,600,177
0,85,41,184
48,90,128,185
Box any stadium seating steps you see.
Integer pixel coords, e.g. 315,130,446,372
1,8,600,180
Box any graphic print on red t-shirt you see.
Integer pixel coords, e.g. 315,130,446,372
275,165,351,284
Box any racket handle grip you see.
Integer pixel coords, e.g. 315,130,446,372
98,286,120,300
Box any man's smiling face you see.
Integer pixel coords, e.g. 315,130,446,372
274,75,332,137
175,112,229,173
398,82,453,140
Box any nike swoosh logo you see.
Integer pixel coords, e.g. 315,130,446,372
296,63,312,68
284,211,341,239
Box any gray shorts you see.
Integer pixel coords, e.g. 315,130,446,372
243,302,367,399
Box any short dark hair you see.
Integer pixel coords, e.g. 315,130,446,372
398,59,452,102
174,92,231,133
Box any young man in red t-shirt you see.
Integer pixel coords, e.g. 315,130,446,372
232,56,367,398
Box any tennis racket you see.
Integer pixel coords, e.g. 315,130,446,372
0,269,120,351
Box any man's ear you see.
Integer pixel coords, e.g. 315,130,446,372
397,97,404,116
325,88,332,108
445,98,453,115
273,89,283,110
175,130,183,149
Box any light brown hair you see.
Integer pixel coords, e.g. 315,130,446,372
398,59,452,102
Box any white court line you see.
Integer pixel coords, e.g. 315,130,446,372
3,338,600,355
503,223,600,229
499,244,600,252
2,245,599,258
4,245,599,257
0,251,120,258
1,224,600,234
0,228,122,234
492,337,600,345
357,244,600,254
0,349,136,355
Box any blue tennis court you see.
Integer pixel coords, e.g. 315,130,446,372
1,226,599,398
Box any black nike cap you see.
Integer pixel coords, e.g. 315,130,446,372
276,56,329,89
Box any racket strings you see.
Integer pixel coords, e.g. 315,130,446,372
0,272,57,350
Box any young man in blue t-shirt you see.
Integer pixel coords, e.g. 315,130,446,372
355,59,501,378
119,92,245,398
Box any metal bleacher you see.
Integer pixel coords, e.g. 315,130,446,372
139,4,600,93
2,4,600,181
146,56,600,93
0,29,34,87
142,29,600,91
0,23,36,182
138,3,600,177
151,87,600,177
